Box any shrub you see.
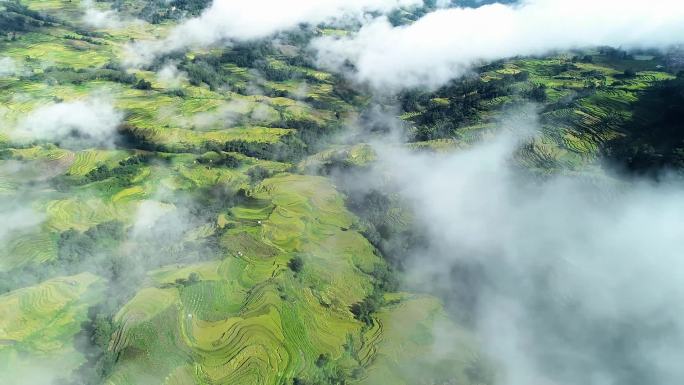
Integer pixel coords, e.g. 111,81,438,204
315,353,330,368
288,256,304,273
188,272,200,283
350,294,381,325
134,79,152,90
525,84,548,102
247,165,271,183
623,68,637,78
167,88,186,97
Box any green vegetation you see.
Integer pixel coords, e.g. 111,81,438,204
0,5,453,380
105,0,212,24
0,1,58,34
0,2,682,385
605,75,684,174
0,273,105,384
395,49,682,175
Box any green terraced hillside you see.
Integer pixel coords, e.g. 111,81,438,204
1,1,683,385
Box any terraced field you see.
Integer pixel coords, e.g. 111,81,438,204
0,273,104,383
360,294,484,385
0,230,57,271
0,1,679,384
0,1,467,383
401,53,677,174
100,173,435,385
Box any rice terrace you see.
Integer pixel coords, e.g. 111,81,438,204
1,1,684,385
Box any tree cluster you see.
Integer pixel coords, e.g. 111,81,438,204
26,66,137,86
83,154,152,186
606,76,684,175
0,1,57,34
401,74,520,141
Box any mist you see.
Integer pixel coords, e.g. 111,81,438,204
364,115,684,384
124,0,422,67
313,0,684,90
0,159,231,384
156,62,188,88
0,206,43,245
15,97,123,149
0,57,22,77
3,0,684,384
81,0,141,30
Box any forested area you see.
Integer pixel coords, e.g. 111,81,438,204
606,74,684,175
106,0,212,23
0,0,57,34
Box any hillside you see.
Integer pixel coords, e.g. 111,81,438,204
1,1,683,385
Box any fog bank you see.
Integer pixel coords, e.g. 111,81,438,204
313,0,684,90
372,122,684,384
125,0,422,67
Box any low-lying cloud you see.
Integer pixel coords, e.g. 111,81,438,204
160,99,280,130
16,97,123,149
81,0,141,29
156,62,189,88
124,0,422,67
369,118,684,384
0,57,23,77
0,206,43,245
313,0,684,90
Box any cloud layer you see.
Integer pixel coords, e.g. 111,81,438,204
313,0,684,90
16,98,123,148
370,121,684,384
124,0,422,66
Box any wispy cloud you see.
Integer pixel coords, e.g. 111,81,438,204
124,0,423,67
365,111,684,384
313,0,684,90
15,97,124,149
156,61,189,88
0,57,25,77
81,0,142,29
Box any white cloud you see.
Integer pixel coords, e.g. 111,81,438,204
163,99,281,130
81,0,141,29
16,97,124,148
0,207,43,244
367,113,684,384
157,62,188,88
0,57,22,77
124,0,423,67
131,200,175,237
249,103,277,123
313,0,684,90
